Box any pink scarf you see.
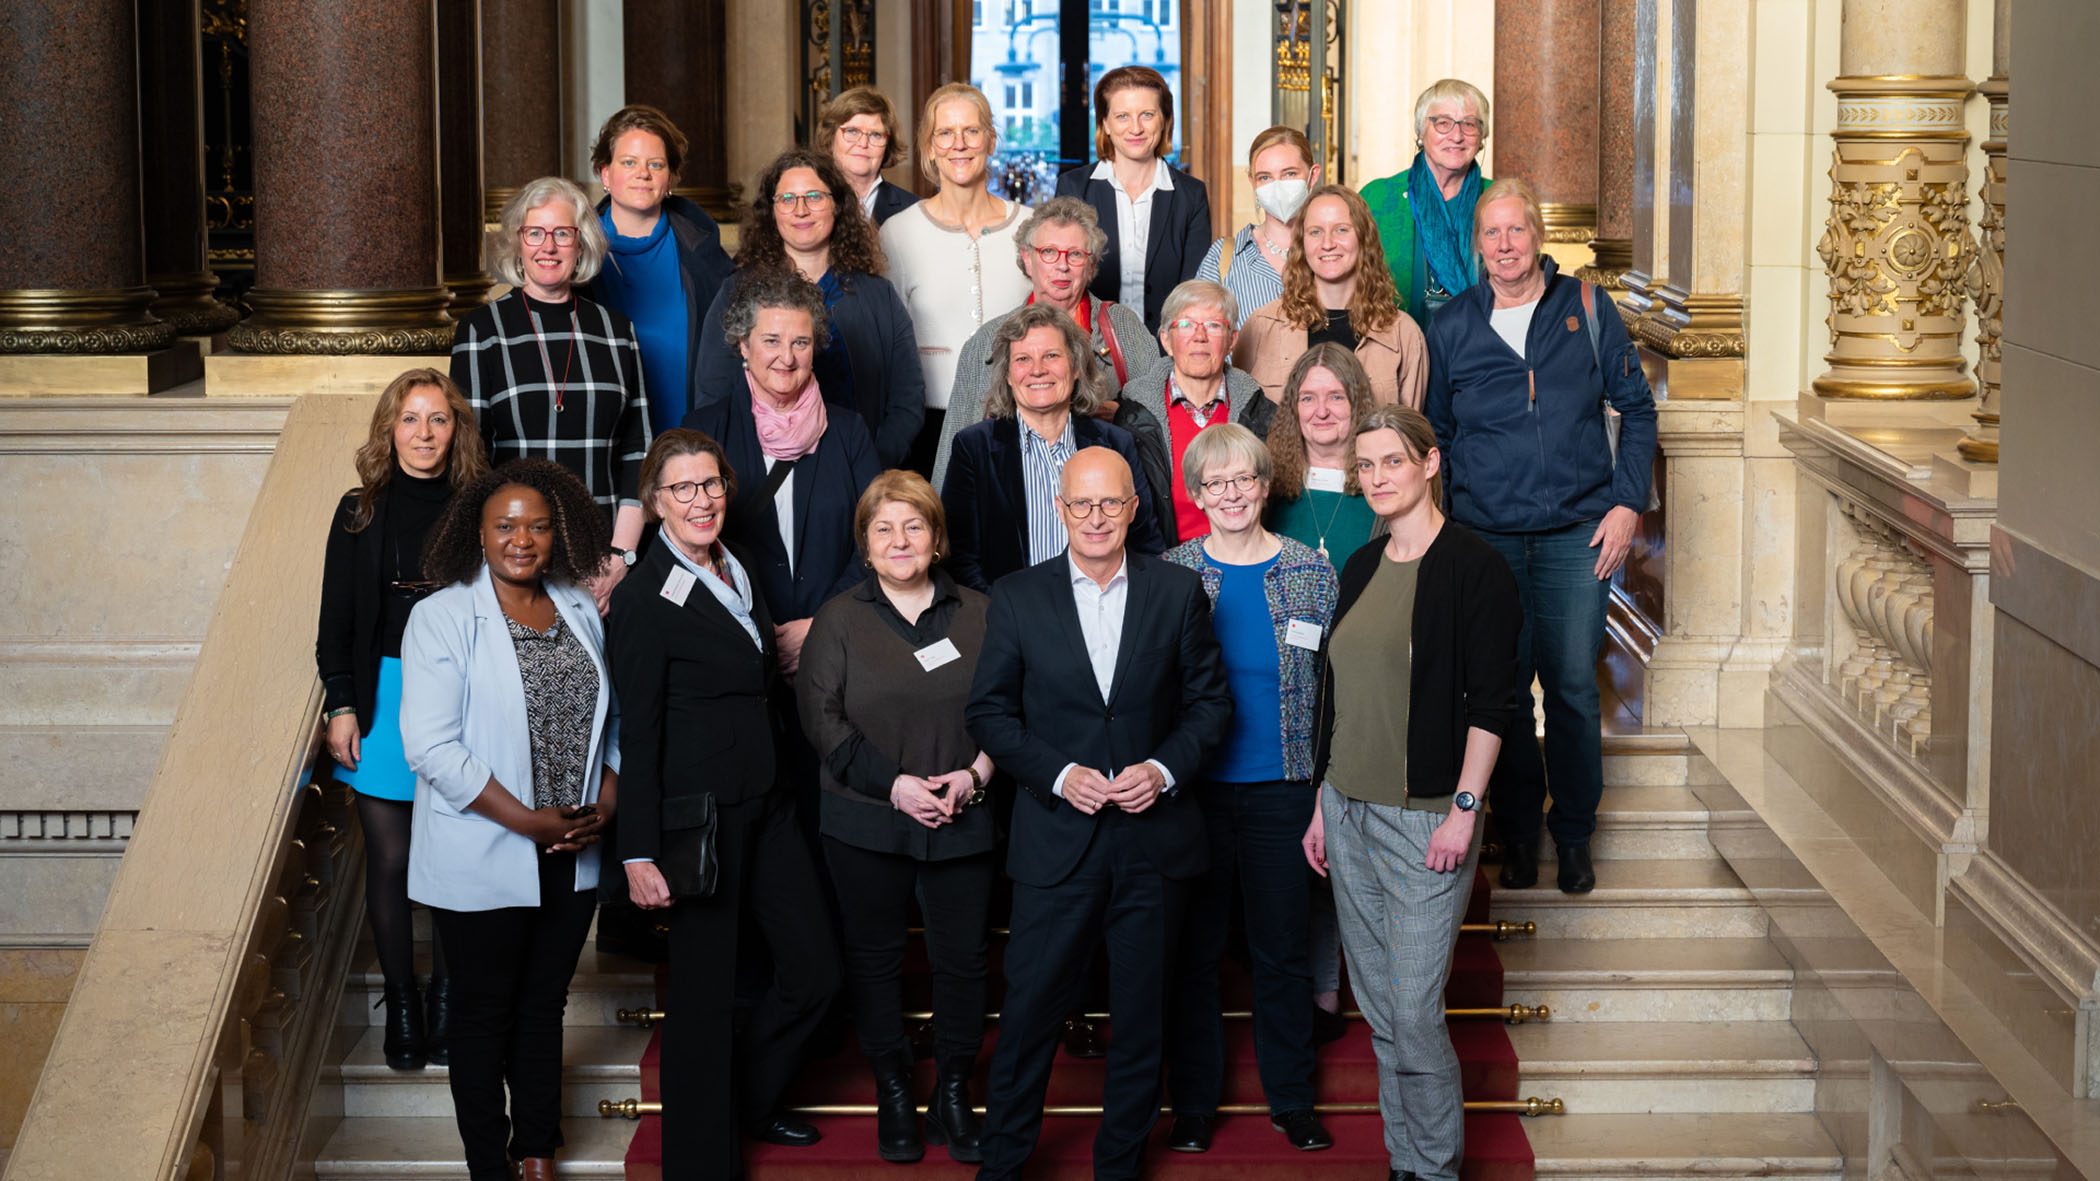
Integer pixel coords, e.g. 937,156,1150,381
747,369,829,461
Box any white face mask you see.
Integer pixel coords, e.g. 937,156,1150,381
1253,178,1311,223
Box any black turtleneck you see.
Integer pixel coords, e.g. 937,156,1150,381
379,469,454,657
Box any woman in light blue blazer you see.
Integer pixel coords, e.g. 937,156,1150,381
401,457,620,1181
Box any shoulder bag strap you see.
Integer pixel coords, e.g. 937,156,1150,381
1099,302,1129,386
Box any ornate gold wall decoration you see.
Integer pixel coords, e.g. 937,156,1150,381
1622,292,1747,359
1540,202,1599,245
1833,501,1934,756
226,287,453,355
0,289,177,355
1576,237,1632,291
1812,76,1976,400
1958,77,2006,463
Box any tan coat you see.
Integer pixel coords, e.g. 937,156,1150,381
1232,298,1430,410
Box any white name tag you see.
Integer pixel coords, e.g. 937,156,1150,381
660,565,695,606
914,637,963,671
1306,466,1347,494
1285,618,1325,651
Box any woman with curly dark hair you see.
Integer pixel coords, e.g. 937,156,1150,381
692,147,925,467
316,367,488,1072
400,458,620,1181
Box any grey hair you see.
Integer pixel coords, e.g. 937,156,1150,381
1412,78,1491,143
1158,279,1239,336
982,303,1110,421
1179,421,1271,500
720,270,833,351
1014,196,1109,281
489,176,609,287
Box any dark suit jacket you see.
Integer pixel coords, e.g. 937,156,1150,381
692,269,926,468
579,194,736,425
940,414,1165,594
965,551,1232,887
608,540,785,863
1054,164,1213,333
682,395,880,622
869,179,920,227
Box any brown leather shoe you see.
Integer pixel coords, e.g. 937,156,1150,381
518,1159,555,1180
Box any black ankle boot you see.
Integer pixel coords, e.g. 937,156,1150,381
869,1050,924,1162
380,983,426,1070
1498,837,1540,889
922,1052,983,1163
423,976,451,1066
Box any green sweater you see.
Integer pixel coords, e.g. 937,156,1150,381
1360,170,1489,333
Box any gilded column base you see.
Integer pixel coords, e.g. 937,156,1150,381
1956,411,1999,463
445,272,498,315
1577,237,1633,290
485,185,520,223
1539,202,1598,245
675,183,745,224
227,287,454,355
0,288,177,354
147,272,243,336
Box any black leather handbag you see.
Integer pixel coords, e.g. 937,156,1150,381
658,792,719,899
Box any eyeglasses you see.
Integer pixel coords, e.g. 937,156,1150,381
933,126,987,148
839,127,890,147
660,477,730,503
1199,474,1263,497
773,190,834,210
518,226,579,248
1425,115,1486,139
1169,318,1229,336
1033,246,1094,267
1060,495,1133,519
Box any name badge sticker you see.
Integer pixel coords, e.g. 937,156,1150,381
1285,618,1324,651
914,637,963,671
1306,467,1346,493
660,565,696,606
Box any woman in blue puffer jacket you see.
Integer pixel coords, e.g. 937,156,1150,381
1423,177,1657,898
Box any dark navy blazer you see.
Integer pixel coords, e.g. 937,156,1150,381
1054,163,1213,333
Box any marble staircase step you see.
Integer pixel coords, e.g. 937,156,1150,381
325,1024,653,1118
338,946,656,1028
1509,1020,1817,1113
1490,859,1768,939
1497,938,1796,1022
307,1115,630,1178
1526,1112,1842,1177
1528,784,1748,862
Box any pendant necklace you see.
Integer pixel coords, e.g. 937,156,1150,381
526,299,580,412
1311,480,1347,560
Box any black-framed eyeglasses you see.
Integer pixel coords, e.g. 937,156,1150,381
1060,495,1133,519
661,477,730,503
517,226,579,247
1199,474,1263,497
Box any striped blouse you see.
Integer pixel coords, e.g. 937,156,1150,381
1196,224,1287,330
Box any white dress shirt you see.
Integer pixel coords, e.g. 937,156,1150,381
1050,553,1175,798
859,184,881,222
763,455,796,576
1093,158,1174,311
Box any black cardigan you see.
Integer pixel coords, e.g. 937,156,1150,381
1309,521,1523,800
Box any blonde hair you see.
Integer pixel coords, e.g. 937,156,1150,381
1473,177,1547,245
1278,185,1401,336
917,83,998,186
1246,125,1314,172
1180,422,1270,500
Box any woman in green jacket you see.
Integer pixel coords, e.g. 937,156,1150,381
1358,79,1492,331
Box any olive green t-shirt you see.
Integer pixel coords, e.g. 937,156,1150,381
1327,553,1438,811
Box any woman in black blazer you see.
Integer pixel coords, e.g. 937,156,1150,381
609,428,843,1177
1053,65,1213,333
315,367,487,1071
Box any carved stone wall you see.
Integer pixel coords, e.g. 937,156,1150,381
1832,502,1935,755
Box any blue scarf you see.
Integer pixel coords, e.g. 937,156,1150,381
1406,152,1485,297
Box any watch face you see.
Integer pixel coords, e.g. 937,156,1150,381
1454,791,1478,811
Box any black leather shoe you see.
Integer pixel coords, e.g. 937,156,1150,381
1270,1109,1333,1151
1312,1005,1349,1044
1061,1017,1106,1059
1498,838,1540,889
922,1052,983,1163
422,976,451,1066
868,1050,923,1162
1557,843,1596,894
745,1115,822,1146
1388,1172,1420,1181
379,983,426,1071
1166,1113,1214,1152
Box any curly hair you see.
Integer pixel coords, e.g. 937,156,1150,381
1268,343,1377,502
737,148,887,278
982,303,1111,421
816,87,906,172
1013,197,1108,283
720,270,833,352
420,458,611,588
1278,185,1401,337
348,368,489,531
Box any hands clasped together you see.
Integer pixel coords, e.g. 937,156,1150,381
1062,763,1167,815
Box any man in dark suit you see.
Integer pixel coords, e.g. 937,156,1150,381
966,446,1233,1180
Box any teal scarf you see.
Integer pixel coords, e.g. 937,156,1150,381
1406,153,1485,296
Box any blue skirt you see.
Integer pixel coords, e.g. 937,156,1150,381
336,656,417,802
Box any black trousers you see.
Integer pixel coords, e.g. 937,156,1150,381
978,811,1189,1181
823,836,996,1062
430,850,598,1181
662,789,842,1179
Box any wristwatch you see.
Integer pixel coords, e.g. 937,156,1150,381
609,546,637,567
1452,790,1480,812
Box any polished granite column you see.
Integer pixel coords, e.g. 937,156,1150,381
622,0,735,220
0,2,174,353
230,0,451,354
1811,0,1974,401
482,0,563,221
1493,0,1600,245
1578,0,1635,289
140,0,242,337
1959,0,2008,461
439,0,494,312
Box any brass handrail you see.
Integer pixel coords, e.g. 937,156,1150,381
600,1097,1566,1119
618,1003,1551,1027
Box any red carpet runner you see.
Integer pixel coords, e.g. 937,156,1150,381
625,869,1534,1178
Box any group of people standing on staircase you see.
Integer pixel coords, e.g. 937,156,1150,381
311,66,1655,1181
